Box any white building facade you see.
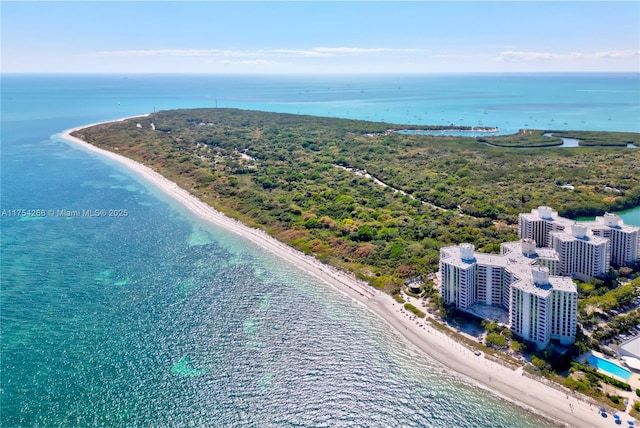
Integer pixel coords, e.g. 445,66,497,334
590,213,640,267
439,241,577,349
550,224,610,282
438,206,637,348
518,206,574,248
519,206,639,279
439,244,477,310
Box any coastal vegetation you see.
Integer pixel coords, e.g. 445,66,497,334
549,130,640,147
577,277,640,350
579,281,638,318
403,303,426,318
568,362,631,392
74,108,640,295
632,401,640,419
477,129,564,148
523,359,629,410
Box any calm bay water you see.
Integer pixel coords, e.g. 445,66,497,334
2,73,639,427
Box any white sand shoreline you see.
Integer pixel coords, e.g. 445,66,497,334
60,115,625,428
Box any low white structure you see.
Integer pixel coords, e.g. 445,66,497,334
622,356,640,371
619,336,640,361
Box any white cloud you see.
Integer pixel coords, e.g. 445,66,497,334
500,51,560,62
89,46,421,59
501,49,639,62
84,46,428,73
90,49,265,58
270,48,332,58
83,46,638,73
311,47,411,55
591,50,640,59
272,47,417,57
218,59,271,65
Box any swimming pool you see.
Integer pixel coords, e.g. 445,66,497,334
587,354,632,380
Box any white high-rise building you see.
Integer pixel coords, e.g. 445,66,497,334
439,244,477,310
509,265,577,348
550,224,610,282
590,213,640,267
518,206,575,248
438,205,637,349
519,206,639,277
439,240,576,349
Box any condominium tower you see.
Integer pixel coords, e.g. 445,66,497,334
439,205,637,348
550,224,609,282
439,240,577,349
518,206,574,248
519,206,639,280
590,213,640,267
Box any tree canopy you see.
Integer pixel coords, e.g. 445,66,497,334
74,108,640,293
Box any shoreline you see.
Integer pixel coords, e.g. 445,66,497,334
60,115,620,428
394,127,500,133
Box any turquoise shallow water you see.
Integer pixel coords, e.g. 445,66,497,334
1,73,638,427
617,206,640,228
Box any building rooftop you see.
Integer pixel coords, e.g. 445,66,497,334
501,240,559,262
550,223,610,246
592,213,639,234
441,241,576,297
520,206,575,228
619,336,640,361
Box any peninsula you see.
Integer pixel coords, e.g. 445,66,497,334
64,109,640,427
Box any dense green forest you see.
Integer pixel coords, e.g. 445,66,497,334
74,109,640,293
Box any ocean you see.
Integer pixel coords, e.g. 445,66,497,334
1,73,638,427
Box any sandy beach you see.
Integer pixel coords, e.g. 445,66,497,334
61,116,628,428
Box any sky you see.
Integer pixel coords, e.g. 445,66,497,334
1,1,639,74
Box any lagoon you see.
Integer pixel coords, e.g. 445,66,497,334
618,206,640,227
397,128,502,137
577,205,640,227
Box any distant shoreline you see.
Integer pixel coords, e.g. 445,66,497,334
60,114,616,428
394,126,500,133
364,127,501,137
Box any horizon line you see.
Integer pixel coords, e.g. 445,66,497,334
3,71,639,76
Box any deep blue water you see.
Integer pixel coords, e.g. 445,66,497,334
2,73,639,427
